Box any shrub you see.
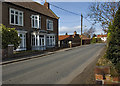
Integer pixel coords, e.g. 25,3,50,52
1,24,21,49
91,37,102,43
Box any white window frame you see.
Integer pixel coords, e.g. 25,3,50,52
46,19,53,31
31,15,41,29
16,30,27,51
47,34,55,46
9,8,23,26
31,34,45,47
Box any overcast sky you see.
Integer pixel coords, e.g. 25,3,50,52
34,0,107,35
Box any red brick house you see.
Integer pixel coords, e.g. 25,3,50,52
1,1,59,51
58,31,91,48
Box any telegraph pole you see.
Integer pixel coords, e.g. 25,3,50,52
81,13,83,46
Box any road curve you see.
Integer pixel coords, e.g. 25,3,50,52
3,43,105,84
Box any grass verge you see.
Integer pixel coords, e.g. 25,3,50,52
96,48,119,77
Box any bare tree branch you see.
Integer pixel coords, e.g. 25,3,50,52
88,2,119,32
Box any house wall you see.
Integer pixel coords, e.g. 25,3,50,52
2,2,58,50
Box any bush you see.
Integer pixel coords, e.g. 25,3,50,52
106,7,120,73
91,37,102,43
1,24,21,49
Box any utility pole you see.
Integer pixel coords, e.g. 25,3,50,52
81,13,83,46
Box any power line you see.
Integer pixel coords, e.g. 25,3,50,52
49,3,80,16
50,3,96,27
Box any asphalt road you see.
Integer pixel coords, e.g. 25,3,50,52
2,43,105,84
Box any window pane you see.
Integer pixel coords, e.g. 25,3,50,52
50,39,52,46
39,20,41,28
11,10,14,14
32,19,34,27
35,16,37,19
47,38,49,46
19,12,22,15
39,35,44,37
15,11,18,14
32,35,35,46
11,14,14,24
19,16,22,25
36,36,38,46
20,34,22,37
15,15,18,24
35,20,38,28
39,38,41,46
42,39,44,46
47,22,49,29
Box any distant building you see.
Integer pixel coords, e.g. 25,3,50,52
97,34,107,42
58,31,91,48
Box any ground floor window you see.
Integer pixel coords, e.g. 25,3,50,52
19,33,26,48
16,31,27,51
31,34,45,46
47,35,55,46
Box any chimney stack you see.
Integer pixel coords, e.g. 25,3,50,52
44,1,49,9
74,31,77,35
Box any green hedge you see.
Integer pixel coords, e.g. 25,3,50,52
106,7,120,74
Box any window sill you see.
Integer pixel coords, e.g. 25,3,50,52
10,23,23,27
47,29,53,31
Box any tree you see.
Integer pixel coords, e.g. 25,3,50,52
88,2,119,32
92,34,97,38
1,24,21,49
83,26,95,38
106,6,120,73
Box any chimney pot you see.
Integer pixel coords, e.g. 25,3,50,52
44,2,49,9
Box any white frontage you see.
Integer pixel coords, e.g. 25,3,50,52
31,32,46,50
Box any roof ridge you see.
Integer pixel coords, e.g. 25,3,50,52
8,1,58,19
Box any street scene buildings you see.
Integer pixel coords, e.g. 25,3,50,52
2,1,59,51
1,0,120,85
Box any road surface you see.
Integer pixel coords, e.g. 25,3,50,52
3,43,105,84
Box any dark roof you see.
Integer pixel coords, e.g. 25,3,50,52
59,34,90,41
6,1,59,19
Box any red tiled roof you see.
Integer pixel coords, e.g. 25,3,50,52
59,35,71,41
97,35,107,38
59,34,90,41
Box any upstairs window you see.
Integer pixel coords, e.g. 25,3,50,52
47,19,53,31
10,8,23,26
31,15,41,29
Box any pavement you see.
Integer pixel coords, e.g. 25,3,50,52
1,45,81,65
2,43,106,84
